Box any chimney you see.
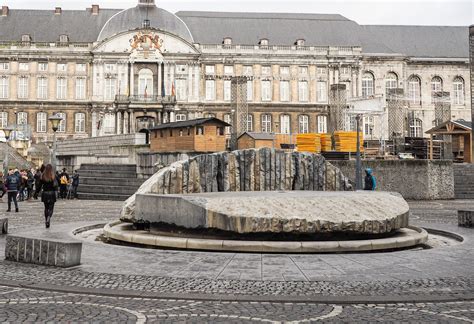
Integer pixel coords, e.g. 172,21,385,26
1,6,9,16
91,4,99,15
54,7,61,15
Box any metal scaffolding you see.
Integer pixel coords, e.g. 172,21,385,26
328,84,347,133
230,76,249,150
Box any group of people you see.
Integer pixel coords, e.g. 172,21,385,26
0,165,79,228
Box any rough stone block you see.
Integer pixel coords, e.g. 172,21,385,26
5,235,82,267
458,210,473,228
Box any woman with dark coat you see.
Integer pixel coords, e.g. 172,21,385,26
36,164,58,228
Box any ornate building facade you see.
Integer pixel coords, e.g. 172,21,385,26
0,0,470,144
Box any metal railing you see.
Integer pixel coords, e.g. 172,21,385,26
115,95,177,104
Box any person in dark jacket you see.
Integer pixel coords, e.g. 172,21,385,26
71,170,80,199
58,168,69,199
5,169,19,212
33,168,42,199
363,168,377,191
36,164,58,228
26,169,34,200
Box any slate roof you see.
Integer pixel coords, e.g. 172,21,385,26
0,8,121,43
0,6,469,58
360,25,469,58
238,132,275,140
149,118,230,130
176,11,362,47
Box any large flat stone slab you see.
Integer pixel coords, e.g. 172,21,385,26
5,235,82,267
135,191,409,234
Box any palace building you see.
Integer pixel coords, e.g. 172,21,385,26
0,0,470,144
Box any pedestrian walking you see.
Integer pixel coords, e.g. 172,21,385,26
363,168,377,191
59,168,69,199
33,167,42,199
0,171,6,202
37,164,58,228
71,170,80,199
26,169,34,200
5,169,19,212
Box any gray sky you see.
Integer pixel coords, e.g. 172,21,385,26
4,0,473,26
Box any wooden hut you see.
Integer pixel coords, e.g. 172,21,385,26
149,117,230,153
425,119,472,163
237,132,275,150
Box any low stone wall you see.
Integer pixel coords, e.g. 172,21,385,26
330,160,454,200
137,152,201,179
121,148,352,221
56,133,146,156
5,235,82,267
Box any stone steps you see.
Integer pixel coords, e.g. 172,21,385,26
76,163,145,201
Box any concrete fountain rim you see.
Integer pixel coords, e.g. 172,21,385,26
102,220,428,253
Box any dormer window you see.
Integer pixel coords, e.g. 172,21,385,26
295,39,305,47
259,38,269,47
21,34,31,43
223,37,232,45
59,34,69,44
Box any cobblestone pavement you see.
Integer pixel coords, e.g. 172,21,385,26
0,198,473,322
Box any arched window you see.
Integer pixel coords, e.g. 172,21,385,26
385,72,398,95
361,72,374,97
407,75,421,105
223,113,232,134
56,112,66,133
138,68,153,97
75,112,85,133
409,118,423,137
298,115,309,133
261,114,272,133
431,76,443,103
453,77,464,105
280,114,290,134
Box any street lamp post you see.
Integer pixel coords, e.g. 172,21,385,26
2,126,13,175
355,114,362,190
48,114,62,172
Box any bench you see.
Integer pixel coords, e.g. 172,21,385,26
0,218,7,234
5,235,82,267
458,210,473,228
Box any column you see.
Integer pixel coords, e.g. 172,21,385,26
170,111,175,123
156,110,161,125
163,63,169,96
123,111,129,134
170,63,175,96
130,63,134,96
91,111,97,137
352,69,357,98
334,68,340,84
188,64,193,102
129,110,135,133
157,62,162,96
117,111,122,134
194,65,200,101
328,66,334,85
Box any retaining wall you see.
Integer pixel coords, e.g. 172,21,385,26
331,159,454,200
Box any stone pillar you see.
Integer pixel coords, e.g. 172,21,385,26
194,65,200,101
130,63,134,96
163,63,169,96
170,63,175,96
334,67,339,84
157,62,162,96
329,67,334,85
187,64,193,102
156,110,161,125
123,111,129,134
91,111,98,137
351,69,357,99
470,25,474,163
116,111,121,134
130,110,135,133
170,111,175,122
